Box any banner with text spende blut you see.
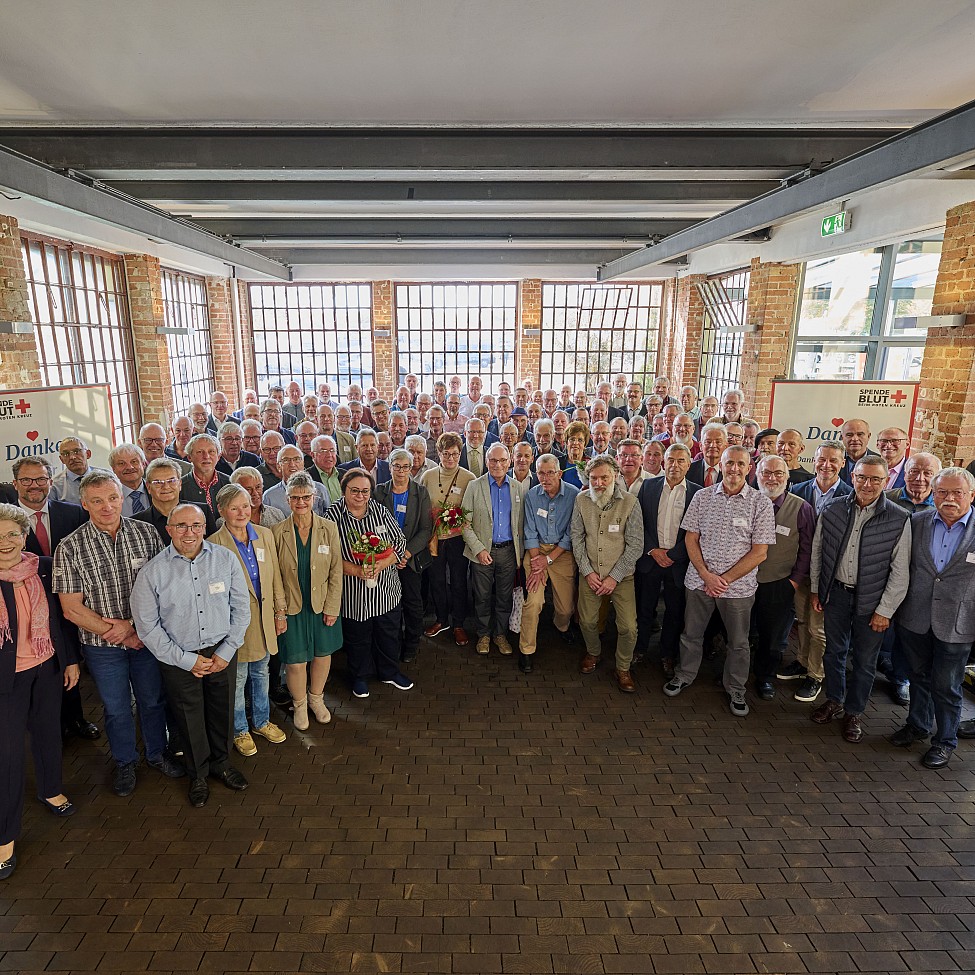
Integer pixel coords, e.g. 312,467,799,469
769,381,919,468
0,384,114,481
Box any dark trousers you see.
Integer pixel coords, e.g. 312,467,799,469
635,562,686,660
878,623,910,685
901,626,971,750
822,584,883,716
398,567,424,659
1,657,63,844
344,605,403,681
159,657,236,780
428,535,469,627
753,577,797,683
470,542,517,638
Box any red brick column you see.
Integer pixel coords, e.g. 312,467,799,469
371,281,397,399
236,279,257,394
739,259,801,424
0,215,42,389
123,254,172,426
913,200,975,464
206,275,240,410
668,273,707,390
518,279,541,388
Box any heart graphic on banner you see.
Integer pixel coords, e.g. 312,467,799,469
830,418,844,427
25,430,39,441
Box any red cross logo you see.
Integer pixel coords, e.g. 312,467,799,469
14,399,30,415
890,390,908,405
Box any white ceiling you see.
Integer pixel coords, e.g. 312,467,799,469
2,0,975,127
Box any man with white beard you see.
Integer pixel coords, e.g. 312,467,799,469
751,455,815,701
571,456,644,693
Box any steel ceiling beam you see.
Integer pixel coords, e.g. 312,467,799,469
251,246,635,266
597,99,975,279
0,145,291,280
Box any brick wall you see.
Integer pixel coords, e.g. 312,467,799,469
371,280,396,398
668,273,707,390
236,279,257,393
739,259,801,424
123,254,172,426
0,214,42,388
913,200,975,463
517,279,541,387
206,275,240,410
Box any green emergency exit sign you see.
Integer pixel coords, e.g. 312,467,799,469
821,211,848,237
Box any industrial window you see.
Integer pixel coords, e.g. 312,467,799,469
697,269,749,399
248,283,373,395
395,282,517,392
20,233,140,442
540,283,662,395
161,269,213,416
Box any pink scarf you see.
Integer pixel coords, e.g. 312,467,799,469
0,552,54,658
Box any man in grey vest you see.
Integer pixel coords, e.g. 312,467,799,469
889,467,975,768
809,456,911,743
752,455,814,700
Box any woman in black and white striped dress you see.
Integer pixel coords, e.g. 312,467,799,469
323,468,411,700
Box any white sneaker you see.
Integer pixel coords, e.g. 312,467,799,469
729,690,749,717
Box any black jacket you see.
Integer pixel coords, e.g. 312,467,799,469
179,471,231,536
635,478,703,573
23,500,88,557
373,480,434,573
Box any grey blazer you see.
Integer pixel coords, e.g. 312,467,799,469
460,473,527,564
898,508,975,643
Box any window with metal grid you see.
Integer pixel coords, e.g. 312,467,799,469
697,269,750,399
540,283,663,395
248,283,374,395
161,269,214,416
20,233,141,443
395,282,517,392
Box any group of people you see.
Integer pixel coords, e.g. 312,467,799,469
3,371,973,884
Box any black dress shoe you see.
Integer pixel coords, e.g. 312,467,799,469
188,778,209,808
888,724,928,748
112,761,137,797
890,681,911,707
0,853,17,880
269,686,292,707
518,652,533,674
67,719,101,741
37,796,75,817
559,625,577,645
958,719,975,740
921,744,953,769
756,681,775,701
211,767,249,791
148,754,185,778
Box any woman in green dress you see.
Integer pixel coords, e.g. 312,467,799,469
271,472,343,730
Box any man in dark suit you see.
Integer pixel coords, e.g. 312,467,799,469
459,418,495,478
688,423,727,488
634,444,702,675
338,429,391,485
374,450,433,664
609,382,649,423
179,434,230,536
215,421,261,476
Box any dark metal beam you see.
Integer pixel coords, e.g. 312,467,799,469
103,179,778,204
0,128,898,174
598,100,975,279
0,146,291,280
252,246,636,266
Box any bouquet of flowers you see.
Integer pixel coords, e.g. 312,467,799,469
428,504,472,556
347,531,394,588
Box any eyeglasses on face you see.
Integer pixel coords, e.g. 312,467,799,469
346,487,371,496
288,494,315,503
16,476,51,486
148,477,181,487
170,523,206,532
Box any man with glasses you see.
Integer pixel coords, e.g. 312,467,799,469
877,427,910,491
317,404,357,463
424,406,445,462
139,423,190,475
180,434,230,535
216,421,261,476
260,400,297,446
229,467,286,530
264,446,330,516
131,503,250,808
293,420,319,467
443,394,466,435
51,436,101,504
616,438,649,496
257,431,286,490
308,436,342,503
369,399,391,434
167,416,195,463
207,391,231,433
240,420,264,460
809,457,911,743
109,444,150,518
338,430,391,484
134,458,186,543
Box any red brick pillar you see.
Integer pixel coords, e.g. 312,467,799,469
206,275,240,410
123,254,172,427
371,281,397,399
739,258,801,424
913,200,975,464
235,279,257,394
669,273,707,390
518,279,541,388
0,215,42,389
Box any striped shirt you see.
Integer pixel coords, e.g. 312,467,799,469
324,499,407,621
52,518,164,646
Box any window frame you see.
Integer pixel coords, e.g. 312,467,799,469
161,268,214,416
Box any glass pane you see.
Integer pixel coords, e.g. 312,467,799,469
792,342,870,381
885,239,942,338
880,345,924,382
797,250,883,337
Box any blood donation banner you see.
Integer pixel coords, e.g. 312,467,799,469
768,380,919,467
0,384,114,480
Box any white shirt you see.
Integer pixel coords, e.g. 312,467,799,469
19,500,50,549
657,479,686,552
458,395,482,418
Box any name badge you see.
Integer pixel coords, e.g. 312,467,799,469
377,525,388,533
396,504,407,513
318,544,330,555
537,508,548,519
967,552,975,564
733,517,748,528
131,557,146,569
255,548,265,562
608,523,620,533
208,581,225,594
775,525,791,536
450,486,462,495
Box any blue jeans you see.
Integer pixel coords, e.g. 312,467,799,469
234,652,270,736
83,644,169,765
900,626,970,749
822,584,883,716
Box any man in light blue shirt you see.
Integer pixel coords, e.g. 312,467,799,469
131,503,250,808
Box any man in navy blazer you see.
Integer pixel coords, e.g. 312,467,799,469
634,443,702,674
337,429,390,485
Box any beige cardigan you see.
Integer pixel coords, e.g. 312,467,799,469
271,514,343,618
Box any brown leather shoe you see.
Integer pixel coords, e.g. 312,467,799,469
616,669,636,693
495,634,513,655
842,713,864,743
424,622,449,638
453,627,470,646
580,652,599,674
476,636,490,655
811,700,845,724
